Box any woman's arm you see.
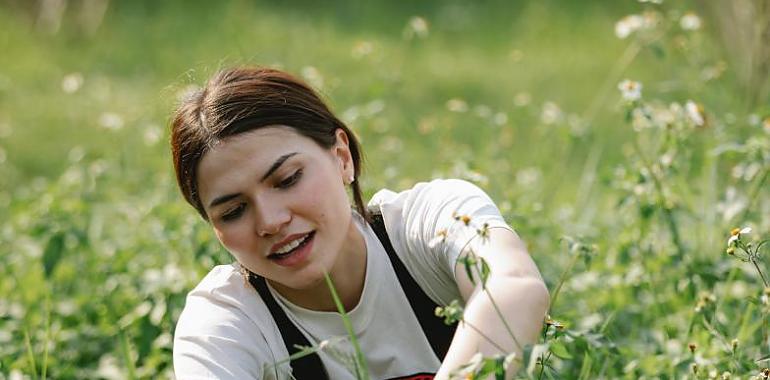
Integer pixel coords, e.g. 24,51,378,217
436,224,549,379
374,178,549,378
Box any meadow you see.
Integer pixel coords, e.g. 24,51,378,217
0,0,768,378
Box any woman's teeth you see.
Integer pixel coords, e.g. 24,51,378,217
272,233,312,256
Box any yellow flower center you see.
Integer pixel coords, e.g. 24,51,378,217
730,228,741,236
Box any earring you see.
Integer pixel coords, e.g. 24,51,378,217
347,175,355,184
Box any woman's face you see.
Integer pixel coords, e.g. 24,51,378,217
197,126,357,291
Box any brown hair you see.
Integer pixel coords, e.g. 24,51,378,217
170,67,367,221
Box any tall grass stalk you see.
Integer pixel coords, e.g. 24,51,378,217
23,326,38,380
741,168,769,222
41,297,51,380
549,245,582,308
119,330,137,380
323,273,370,380
631,139,685,259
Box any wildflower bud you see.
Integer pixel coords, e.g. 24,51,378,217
726,247,735,255
721,371,731,380
691,363,698,375
688,343,697,353
731,338,738,351
460,215,471,226
764,287,770,296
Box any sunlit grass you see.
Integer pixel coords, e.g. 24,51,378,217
1,0,768,378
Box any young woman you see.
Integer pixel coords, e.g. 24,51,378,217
170,67,549,380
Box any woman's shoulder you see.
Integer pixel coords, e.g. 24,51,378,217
175,263,275,336
173,264,288,378
366,178,505,305
369,178,491,210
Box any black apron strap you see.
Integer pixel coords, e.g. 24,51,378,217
247,274,329,380
369,213,458,361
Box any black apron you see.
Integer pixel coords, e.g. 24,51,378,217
247,213,457,379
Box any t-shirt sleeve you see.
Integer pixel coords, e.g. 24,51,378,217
371,179,512,306
173,267,290,379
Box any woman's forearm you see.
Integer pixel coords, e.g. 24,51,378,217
435,276,550,379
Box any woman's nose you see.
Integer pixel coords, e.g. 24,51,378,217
254,202,291,237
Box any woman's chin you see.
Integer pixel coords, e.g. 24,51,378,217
270,266,328,292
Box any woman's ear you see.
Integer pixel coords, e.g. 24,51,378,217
332,129,354,183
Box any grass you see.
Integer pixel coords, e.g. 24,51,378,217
1,0,769,378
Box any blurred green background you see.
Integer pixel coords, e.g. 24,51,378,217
1,0,769,379
1,0,737,189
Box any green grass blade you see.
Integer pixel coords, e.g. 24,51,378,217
23,326,39,380
323,273,370,380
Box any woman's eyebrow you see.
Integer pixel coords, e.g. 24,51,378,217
260,152,298,182
207,152,299,209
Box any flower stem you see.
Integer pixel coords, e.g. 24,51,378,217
550,246,581,308
741,167,769,221
460,318,508,353
750,259,769,288
632,139,686,259
483,288,523,351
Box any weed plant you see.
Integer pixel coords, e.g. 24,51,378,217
1,0,769,379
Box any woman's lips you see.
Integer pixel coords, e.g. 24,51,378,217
269,231,315,267
270,232,312,254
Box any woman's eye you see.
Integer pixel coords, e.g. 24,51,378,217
277,169,303,189
221,203,245,222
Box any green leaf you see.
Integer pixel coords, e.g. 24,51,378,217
550,341,572,359
578,351,593,379
479,257,491,286
42,232,65,279
649,43,665,59
460,255,477,285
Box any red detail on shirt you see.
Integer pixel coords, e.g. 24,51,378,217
387,373,435,380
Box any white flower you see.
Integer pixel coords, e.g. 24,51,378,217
748,113,761,126
143,124,162,146
61,72,84,94
680,12,702,31
446,98,468,113
513,92,531,107
615,14,644,39
428,229,448,249
99,112,124,131
685,100,705,126
618,79,643,101
404,16,429,39
540,101,563,124
300,66,324,90
351,41,373,59
449,353,484,379
727,227,751,246
716,187,747,222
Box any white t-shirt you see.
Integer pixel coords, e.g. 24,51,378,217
173,179,512,379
